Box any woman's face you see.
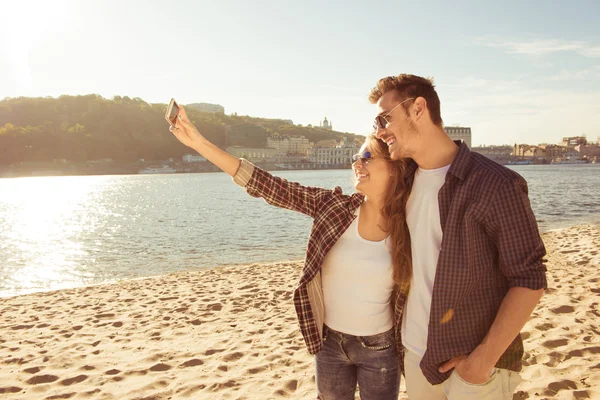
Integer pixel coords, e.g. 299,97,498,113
352,141,393,197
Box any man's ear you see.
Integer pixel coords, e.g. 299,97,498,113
413,97,427,121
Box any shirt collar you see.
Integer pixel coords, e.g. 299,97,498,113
447,141,472,181
405,140,471,182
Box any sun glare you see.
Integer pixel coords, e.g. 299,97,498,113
1,0,73,93
0,175,109,294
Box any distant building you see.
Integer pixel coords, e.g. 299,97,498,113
183,154,207,163
523,146,547,159
266,136,290,153
289,136,312,154
226,146,278,161
319,117,333,131
272,153,310,167
513,144,533,158
576,143,600,159
187,103,225,114
541,144,570,160
308,137,358,167
444,126,472,148
471,145,512,162
561,136,587,148
266,135,312,155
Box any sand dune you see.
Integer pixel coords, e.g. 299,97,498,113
1,225,599,399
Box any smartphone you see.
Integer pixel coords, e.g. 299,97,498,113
165,98,180,127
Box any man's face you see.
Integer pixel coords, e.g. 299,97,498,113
375,91,419,160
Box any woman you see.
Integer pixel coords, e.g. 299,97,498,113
170,107,411,400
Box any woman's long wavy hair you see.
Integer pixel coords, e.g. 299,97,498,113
364,134,412,293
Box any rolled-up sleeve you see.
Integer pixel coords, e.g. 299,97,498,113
232,158,255,188
487,178,548,290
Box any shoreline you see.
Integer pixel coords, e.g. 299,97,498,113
1,224,597,300
0,225,599,399
2,161,599,180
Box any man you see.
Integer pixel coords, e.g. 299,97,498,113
370,74,547,400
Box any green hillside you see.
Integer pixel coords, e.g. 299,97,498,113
0,95,362,166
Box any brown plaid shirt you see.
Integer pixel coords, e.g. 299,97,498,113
396,141,548,384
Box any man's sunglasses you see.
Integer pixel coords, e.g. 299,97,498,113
352,151,374,165
373,97,415,133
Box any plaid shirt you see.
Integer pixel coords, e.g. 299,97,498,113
233,159,364,355
397,142,548,385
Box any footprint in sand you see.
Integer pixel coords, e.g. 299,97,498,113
247,365,268,374
544,380,578,396
94,313,115,319
222,352,245,362
204,348,225,356
568,349,584,357
0,386,22,394
60,374,88,386
285,379,298,392
149,363,172,372
550,305,575,314
26,374,59,384
542,339,569,348
587,346,600,354
105,369,120,375
179,359,204,368
11,324,34,330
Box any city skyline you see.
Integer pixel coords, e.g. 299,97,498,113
1,0,599,146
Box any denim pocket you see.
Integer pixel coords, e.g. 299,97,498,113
358,329,395,351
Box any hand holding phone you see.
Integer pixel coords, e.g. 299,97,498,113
165,98,180,127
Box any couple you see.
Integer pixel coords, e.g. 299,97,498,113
169,74,547,400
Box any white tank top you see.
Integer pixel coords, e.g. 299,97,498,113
321,206,395,336
401,164,450,357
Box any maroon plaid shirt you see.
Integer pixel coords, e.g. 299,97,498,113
397,142,548,385
233,159,364,355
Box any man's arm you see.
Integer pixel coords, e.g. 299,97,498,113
476,287,544,366
440,177,547,383
440,287,543,383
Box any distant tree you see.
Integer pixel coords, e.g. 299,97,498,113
0,95,360,166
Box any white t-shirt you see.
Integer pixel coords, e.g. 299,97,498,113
321,206,395,336
401,164,451,357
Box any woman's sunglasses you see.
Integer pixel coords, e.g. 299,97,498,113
352,151,374,165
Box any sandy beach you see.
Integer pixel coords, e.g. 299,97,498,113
1,225,599,399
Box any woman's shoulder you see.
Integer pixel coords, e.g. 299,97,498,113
321,187,364,213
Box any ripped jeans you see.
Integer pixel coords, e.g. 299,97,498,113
315,325,400,400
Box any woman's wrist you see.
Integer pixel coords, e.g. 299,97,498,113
192,137,210,154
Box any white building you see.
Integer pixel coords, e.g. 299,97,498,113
266,135,312,155
289,136,312,154
308,137,358,167
226,146,278,161
266,136,290,153
183,154,207,163
444,126,472,148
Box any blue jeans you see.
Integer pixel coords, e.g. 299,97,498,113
315,325,400,400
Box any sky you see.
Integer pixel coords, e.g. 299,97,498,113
0,0,599,146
